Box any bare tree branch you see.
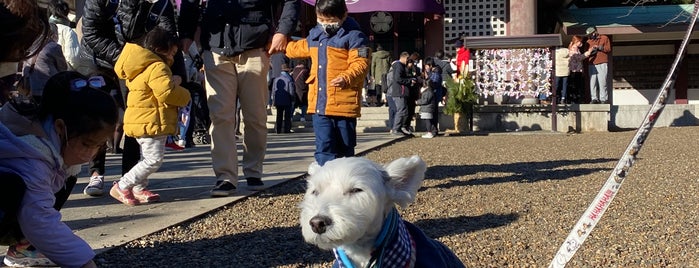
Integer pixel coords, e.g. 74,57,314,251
660,9,693,27
616,0,693,28
618,0,658,18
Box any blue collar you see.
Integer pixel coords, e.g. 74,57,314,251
334,208,415,268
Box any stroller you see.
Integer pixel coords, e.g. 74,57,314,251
182,47,211,145
184,81,210,144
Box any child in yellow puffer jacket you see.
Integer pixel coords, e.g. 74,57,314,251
111,27,191,206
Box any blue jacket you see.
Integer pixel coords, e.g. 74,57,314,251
0,104,94,268
404,221,465,268
272,71,296,106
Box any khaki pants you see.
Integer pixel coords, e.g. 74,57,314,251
202,49,270,183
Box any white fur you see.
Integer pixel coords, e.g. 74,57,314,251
300,156,426,267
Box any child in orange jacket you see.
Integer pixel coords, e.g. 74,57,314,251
285,0,370,166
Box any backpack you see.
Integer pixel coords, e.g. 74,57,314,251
107,0,169,44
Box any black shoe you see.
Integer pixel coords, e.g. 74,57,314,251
390,130,411,137
246,177,265,191
591,99,600,104
211,180,236,197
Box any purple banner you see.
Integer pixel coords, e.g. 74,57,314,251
302,0,444,14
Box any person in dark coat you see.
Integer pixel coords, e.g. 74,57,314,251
388,52,417,136
76,0,184,198
272,64,296,134
291,60,310,121
416,82,437,138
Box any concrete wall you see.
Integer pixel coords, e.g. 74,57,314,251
429,104,699,132
610,104,699,129
433,104,610,133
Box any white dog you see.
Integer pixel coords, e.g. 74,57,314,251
300,156,465,268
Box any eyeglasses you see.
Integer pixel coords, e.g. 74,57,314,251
70,76,106,91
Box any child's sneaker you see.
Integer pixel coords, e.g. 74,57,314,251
176,139,186,148
109,181,139,206
3,240,57,267
83,175,104,196
133,188,160,203
421,132,435,139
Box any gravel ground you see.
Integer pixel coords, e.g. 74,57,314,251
96,127,699,267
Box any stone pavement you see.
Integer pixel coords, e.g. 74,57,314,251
0,132,402,261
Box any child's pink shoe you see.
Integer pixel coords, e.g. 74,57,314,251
109,181,139,206
133,189,160,203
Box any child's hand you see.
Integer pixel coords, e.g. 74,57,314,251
172,75,182,86
330,76,347,87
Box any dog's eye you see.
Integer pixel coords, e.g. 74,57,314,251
311,189,319,196
349,188,363,194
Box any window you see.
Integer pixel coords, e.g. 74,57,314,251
443,0,508,52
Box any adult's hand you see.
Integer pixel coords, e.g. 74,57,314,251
268,33,288,55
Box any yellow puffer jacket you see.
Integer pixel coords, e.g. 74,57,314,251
285,17,369,118
114,43,191,138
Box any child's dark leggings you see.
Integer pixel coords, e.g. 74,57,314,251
0,173,76,245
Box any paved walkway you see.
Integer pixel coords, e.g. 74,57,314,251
0,132,401,259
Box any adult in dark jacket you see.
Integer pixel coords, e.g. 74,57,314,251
434,50,454,82
388,52,416,136
405,58,421,133
272,64,296,134
76,0,183,198
77,0,178,70
291,60,310,121
179,0,300,196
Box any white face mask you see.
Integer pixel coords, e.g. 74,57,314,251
318,21,341,36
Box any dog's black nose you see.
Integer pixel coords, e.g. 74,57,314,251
309,215,332,234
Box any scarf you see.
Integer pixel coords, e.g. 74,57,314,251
333,208,416,268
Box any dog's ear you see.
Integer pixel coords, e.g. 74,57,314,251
383,155,426,208
307,161,321,176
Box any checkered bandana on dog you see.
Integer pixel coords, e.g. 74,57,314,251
333,208,416,268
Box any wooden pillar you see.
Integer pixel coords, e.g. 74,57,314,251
508,0,537,36
424,13,444,61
